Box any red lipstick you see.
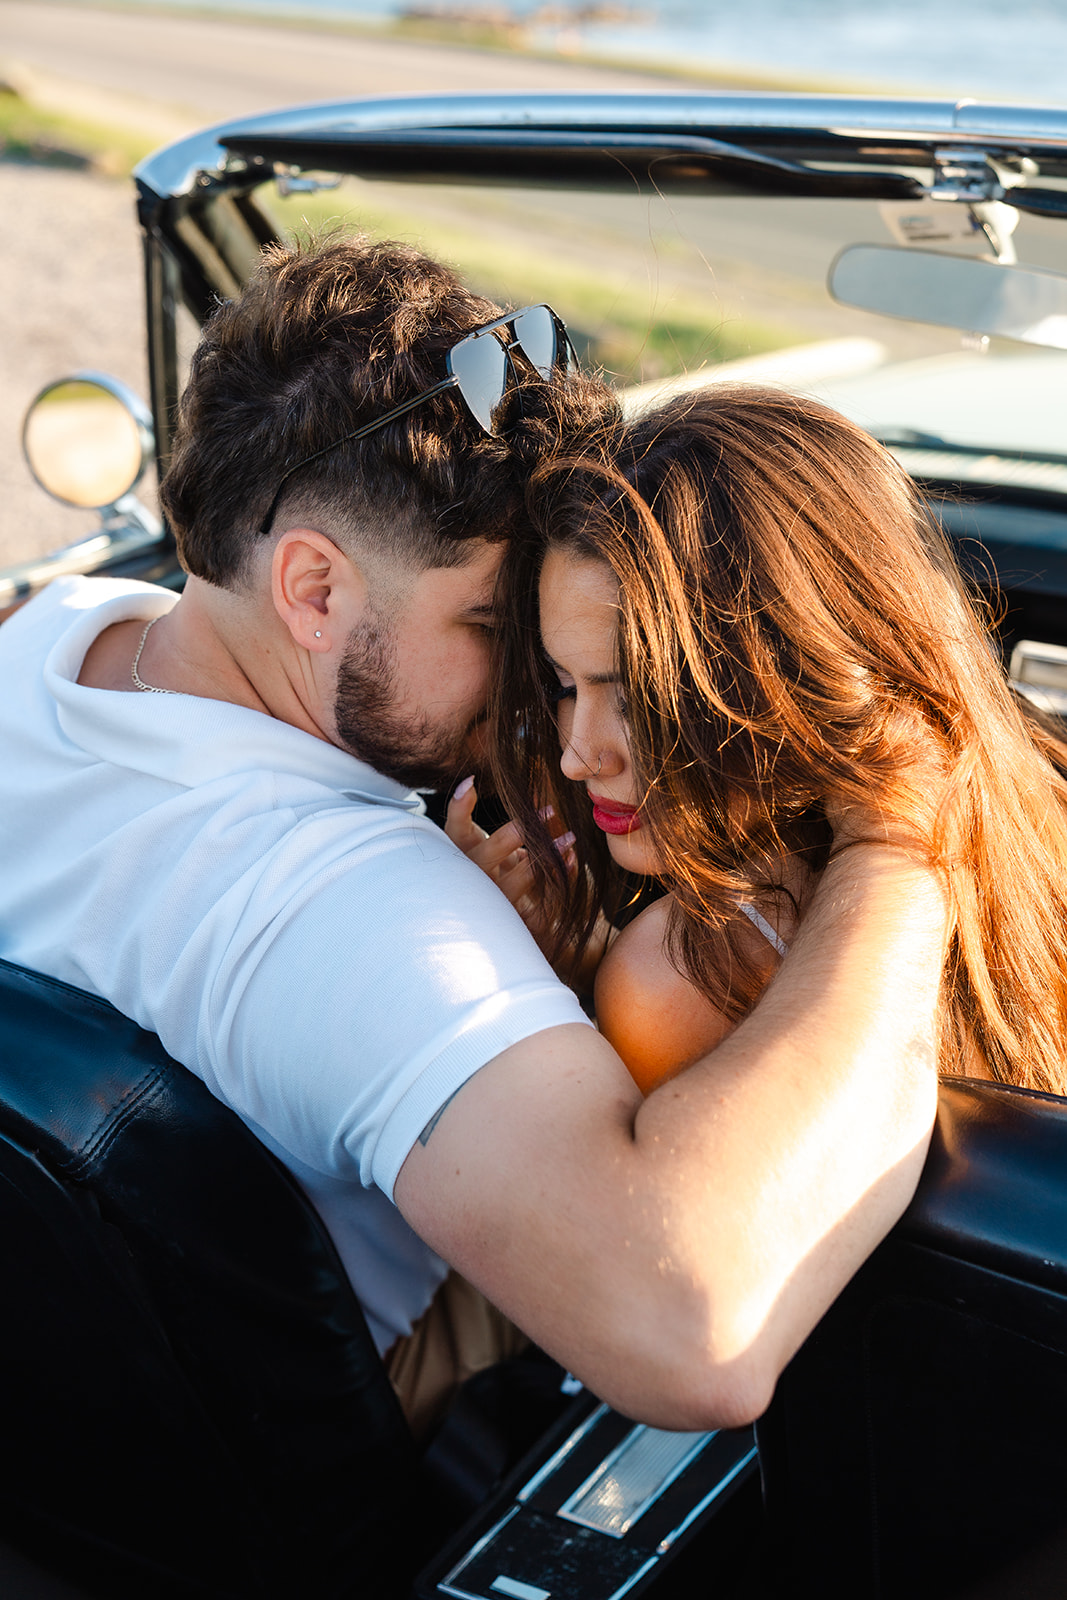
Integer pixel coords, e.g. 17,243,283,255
589,793,642,835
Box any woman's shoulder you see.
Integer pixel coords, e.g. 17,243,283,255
595,896,735,1095
600,895,673,980
597,897,697,1032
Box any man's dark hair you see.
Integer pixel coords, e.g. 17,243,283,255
162,233,609,587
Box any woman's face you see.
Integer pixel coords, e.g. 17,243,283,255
539,546,660,876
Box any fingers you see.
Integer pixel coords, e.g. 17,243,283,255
445,779,578,920
468,818,525,874
475,821,576,885
444,775,486,854
496,851,537,909
445,776,531,888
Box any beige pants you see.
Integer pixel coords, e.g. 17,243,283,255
385,1271,529,1444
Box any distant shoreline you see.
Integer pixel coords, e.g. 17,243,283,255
27,0,1065,108
17,0,918,99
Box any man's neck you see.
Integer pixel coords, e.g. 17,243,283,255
77,577,335,748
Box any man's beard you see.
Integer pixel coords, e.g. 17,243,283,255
334,617,476,792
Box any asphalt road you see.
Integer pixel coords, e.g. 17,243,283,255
0,2,707,564
0,1,694,132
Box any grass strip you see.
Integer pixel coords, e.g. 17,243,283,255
0,88,156,175
269,187,803,382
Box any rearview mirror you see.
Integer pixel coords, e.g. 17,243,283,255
829,245,1067,351
22,373,154,510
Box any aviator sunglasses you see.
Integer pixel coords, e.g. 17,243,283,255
259,303,576,536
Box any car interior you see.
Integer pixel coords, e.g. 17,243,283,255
4,955,1067,1599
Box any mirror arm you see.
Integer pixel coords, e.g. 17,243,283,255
923,147,1067,220
0,499,164,612
99,493,164,539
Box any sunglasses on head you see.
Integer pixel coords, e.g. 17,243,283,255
259,303,575,537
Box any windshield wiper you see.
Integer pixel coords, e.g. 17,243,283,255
218,126,925,200
876,426,1067,470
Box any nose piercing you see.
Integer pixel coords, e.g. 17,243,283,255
568,743,602,776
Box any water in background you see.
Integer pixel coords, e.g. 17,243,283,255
137,0,1067,107
553,0,1067,104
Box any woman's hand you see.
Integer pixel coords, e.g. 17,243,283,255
444,776,574,952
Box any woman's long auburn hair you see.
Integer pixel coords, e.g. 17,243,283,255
490,384,1067,1095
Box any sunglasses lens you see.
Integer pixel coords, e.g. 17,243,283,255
450,331,509,431
510,305,561,379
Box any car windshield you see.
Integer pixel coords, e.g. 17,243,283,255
259,167,1067,487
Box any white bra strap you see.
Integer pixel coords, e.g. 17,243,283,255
740,900,789,957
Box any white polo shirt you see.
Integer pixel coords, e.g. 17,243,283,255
0,575,589,1351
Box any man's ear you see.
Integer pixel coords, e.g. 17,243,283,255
270,528,368,653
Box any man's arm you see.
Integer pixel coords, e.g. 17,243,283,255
395,845,946,1431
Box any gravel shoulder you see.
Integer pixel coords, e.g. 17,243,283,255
0,162,149,567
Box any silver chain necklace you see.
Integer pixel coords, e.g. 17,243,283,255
130,616,176,695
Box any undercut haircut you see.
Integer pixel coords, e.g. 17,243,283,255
161,233,613,587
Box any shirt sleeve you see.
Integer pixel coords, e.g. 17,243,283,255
193,807,590,1199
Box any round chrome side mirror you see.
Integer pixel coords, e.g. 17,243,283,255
22,372,154,510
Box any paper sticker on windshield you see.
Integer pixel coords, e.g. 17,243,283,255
880,200,992,250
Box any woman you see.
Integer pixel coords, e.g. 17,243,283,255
477,385,1067,1097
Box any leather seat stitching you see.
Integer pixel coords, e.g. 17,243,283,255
69,1067,171,1174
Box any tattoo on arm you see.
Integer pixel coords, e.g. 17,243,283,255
419,1085,463,1147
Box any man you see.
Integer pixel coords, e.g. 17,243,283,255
0,233,946,1435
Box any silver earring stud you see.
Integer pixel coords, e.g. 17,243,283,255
314,630,322,639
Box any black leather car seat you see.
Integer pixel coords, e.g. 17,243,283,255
758,1077,1067,1599
0,957,418,1600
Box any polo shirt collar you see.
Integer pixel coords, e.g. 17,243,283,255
44,580,424,812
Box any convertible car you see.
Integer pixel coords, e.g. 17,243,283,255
5,90,1067,1600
